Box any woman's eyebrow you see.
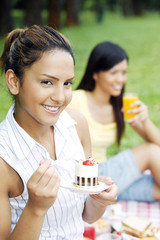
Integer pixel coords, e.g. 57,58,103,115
41,74,75,81
40,74,59,80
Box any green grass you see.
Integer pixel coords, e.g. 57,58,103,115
62,11,160,155
0,11,160,155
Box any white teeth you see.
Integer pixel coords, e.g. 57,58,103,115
113,85,121,90
43,105,59,111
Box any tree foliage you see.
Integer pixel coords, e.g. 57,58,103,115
0,0,160,36
0,0,13,36
24,0,43,26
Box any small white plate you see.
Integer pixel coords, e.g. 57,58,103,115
60,181,110,194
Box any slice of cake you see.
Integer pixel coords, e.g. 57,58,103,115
75,158,98,187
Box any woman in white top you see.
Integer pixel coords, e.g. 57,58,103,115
0,25,118,240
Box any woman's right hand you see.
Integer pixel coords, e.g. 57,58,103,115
27,159,60,216
127,100,149,126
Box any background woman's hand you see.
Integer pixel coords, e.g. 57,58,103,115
27,159,60,216
128,100,149,126
89,176,118,207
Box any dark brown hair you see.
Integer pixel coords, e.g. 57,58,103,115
0,25,74,86
77,41,129,144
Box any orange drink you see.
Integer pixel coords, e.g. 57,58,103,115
123,93,138,121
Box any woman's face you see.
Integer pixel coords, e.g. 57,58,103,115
14,50,74,127
93,59,128,97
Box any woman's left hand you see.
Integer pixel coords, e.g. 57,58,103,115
89,176,118,207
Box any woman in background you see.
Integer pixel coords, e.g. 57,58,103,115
68,41,160,202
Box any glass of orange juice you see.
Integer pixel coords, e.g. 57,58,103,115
123,93,139,121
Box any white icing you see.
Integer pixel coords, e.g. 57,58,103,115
75,163,98,177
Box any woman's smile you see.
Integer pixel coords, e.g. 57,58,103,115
42,104,61,114
112,84,123,91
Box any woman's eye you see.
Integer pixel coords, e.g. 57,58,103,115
110,71,116,75
41,80,52,85
64,81,73,86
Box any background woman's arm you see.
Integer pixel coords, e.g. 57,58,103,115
128,100,160,145
132,118,160,145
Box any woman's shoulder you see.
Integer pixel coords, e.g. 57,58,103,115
65,108,87,125
68,89,87,111
0,106,14,139
0,119,8,144
65,109,91,153
57,109,88,135
0,120,12,184
0,157,13,194
72,89,85,95
65,109,88,138
72,89,87,101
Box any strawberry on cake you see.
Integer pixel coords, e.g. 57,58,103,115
74,158,98,187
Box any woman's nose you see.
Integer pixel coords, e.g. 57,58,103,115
50,86,65,103
117,73,125,82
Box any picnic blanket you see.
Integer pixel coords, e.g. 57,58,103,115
117,201,160,228
95,201,160,239
84,201,160,239
104,201,160,228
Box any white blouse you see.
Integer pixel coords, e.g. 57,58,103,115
0,104,87,240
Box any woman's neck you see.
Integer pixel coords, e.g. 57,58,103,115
88,87,111,106
85,88,115,124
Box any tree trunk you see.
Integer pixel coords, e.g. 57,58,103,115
48,0,61,29
24,0,43,26
132,0,143,16
0,0,13,36
66,0,80,26
94,0,106,23
120,0,133,16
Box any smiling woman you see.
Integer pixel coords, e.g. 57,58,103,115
68,41,160,203
0,25,118,240
10,50,74,131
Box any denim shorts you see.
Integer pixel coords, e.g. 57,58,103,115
99,149,155,202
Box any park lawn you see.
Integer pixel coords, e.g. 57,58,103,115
0,11,160,155
62,11,160,155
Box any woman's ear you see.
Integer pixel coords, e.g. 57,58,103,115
92,72,98,82
6,69,20,95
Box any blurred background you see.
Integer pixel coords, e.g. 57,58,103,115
0,0,160,154
0,0,160,34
